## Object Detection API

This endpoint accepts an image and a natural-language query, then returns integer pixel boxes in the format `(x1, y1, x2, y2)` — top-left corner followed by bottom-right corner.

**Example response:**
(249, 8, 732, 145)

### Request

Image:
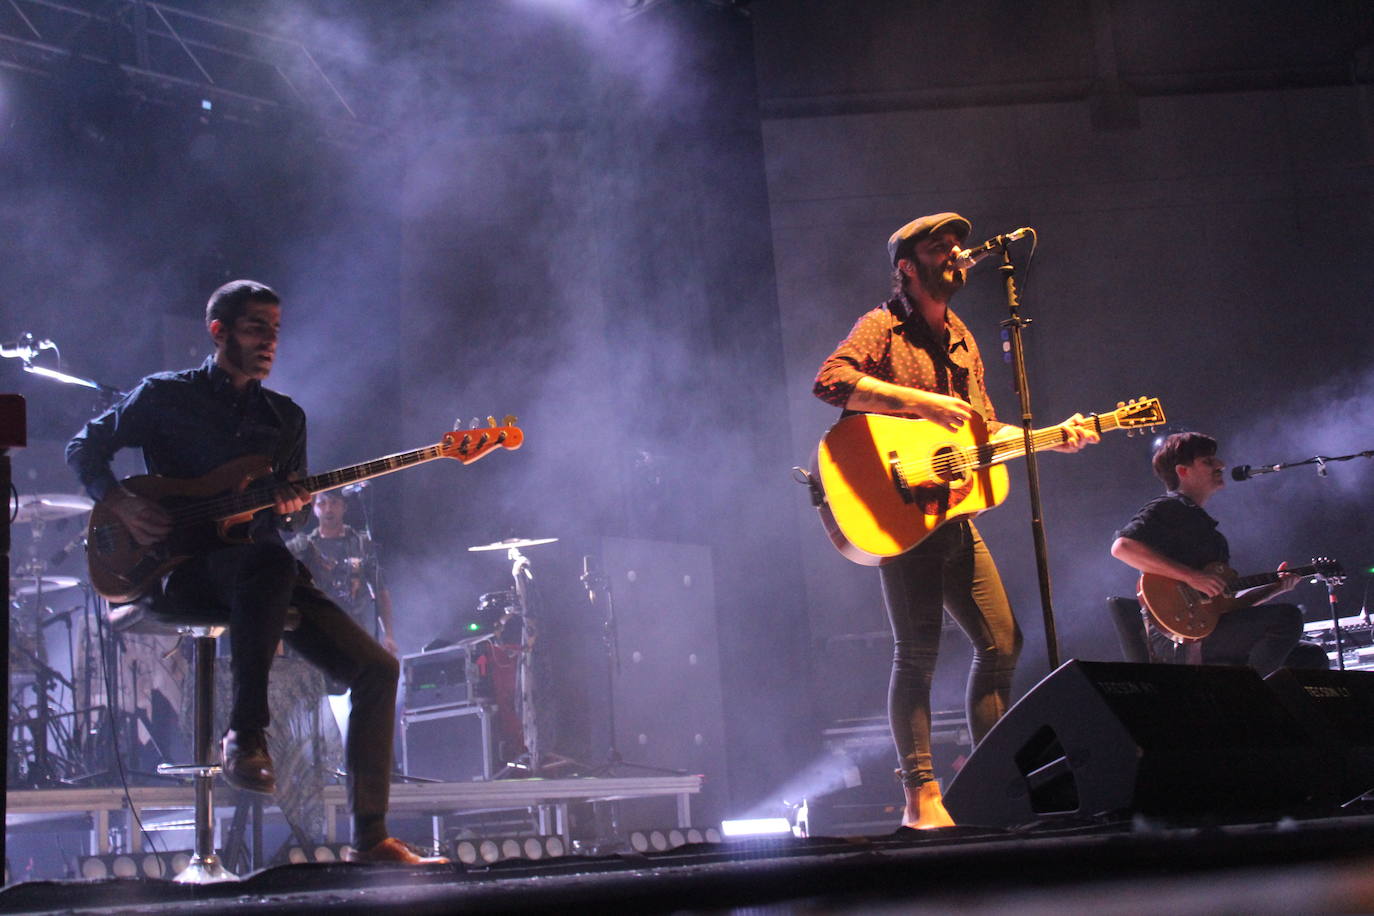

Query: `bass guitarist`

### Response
(1110, 431, 1319, 672)
(66, 280, 445, 864)
(813, 213, 1099, 828)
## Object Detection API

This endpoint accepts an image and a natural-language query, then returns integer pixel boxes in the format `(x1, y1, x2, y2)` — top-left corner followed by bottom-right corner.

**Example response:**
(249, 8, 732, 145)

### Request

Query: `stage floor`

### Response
(3, 807, 1374, 914)
(5, 774, 703, 856)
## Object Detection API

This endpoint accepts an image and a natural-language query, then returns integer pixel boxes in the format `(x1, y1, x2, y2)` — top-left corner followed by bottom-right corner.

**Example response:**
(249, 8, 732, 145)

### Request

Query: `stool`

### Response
(109, 593, 299, 884)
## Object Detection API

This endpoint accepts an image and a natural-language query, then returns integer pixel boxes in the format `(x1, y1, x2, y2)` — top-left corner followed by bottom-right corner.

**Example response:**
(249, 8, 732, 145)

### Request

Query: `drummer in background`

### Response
(287, 489, 398, 656)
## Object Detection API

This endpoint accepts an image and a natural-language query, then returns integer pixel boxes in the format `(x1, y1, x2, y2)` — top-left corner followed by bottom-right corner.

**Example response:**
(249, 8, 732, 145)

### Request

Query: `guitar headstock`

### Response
(1309, 556, 1346, 585)
(1114, 397, 1166, 437)
(440, 415, 523, 464)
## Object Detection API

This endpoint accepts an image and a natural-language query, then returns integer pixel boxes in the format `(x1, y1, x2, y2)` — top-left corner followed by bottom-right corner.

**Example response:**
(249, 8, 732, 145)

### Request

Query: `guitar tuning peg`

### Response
(452, 417, 462, 431)
(502, 414, 517, 427)
(1117, 401, 1125, 409)
(487, 416, 497, 428)
(469, 417, 481, 429)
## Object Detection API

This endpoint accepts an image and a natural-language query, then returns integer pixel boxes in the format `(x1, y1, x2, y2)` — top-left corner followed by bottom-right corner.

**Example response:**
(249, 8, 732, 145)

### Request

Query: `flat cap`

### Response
(887, 212, 972, 265)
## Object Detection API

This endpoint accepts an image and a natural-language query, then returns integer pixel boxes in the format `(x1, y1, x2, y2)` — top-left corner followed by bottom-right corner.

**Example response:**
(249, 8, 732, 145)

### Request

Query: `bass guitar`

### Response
(87, 417, 523, 602)
(812, 398, 1165, 566)
(1138, 557, 1343, 642)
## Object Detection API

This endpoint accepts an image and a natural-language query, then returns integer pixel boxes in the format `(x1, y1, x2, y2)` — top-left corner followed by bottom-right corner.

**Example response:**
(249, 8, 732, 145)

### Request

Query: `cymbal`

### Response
(12, 576, 82, 596)
(468, 537, 559, 553)
(13, 493, 94, 524)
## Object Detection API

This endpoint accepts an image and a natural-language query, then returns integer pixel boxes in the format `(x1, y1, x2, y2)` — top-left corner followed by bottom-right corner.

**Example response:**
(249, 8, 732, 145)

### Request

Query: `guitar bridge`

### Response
(888, 451, 915, 504)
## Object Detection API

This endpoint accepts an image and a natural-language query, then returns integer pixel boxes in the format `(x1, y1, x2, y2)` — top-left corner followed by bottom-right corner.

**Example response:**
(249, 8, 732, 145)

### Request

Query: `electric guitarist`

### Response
(812, 212, 1100, 830)
(1110, 431, 1323, 672)
(66, 280, 446, 865)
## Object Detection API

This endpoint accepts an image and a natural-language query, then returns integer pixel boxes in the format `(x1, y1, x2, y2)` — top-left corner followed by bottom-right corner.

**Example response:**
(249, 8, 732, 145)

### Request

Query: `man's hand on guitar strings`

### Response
(1050, 413, 1102, 453)
(271, 476, 312, 517)
(1184, 567, 1229, 598)
(105, 487, 173, 545)
(1274, 560, 1301, 595)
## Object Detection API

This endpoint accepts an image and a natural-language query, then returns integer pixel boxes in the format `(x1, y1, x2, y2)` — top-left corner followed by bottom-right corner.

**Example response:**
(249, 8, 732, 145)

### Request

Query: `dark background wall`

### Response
(3, 0, 1373, 821)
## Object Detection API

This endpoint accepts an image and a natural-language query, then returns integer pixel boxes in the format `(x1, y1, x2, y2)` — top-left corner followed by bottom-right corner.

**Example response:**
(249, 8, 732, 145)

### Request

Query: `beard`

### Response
(223, 333, 271, 379)
(914, 258, 966, 300)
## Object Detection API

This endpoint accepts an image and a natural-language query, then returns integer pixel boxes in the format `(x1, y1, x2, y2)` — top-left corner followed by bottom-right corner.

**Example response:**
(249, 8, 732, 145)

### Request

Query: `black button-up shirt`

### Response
(66, 355, 308, 540)
(1114, 492, 1230, 571)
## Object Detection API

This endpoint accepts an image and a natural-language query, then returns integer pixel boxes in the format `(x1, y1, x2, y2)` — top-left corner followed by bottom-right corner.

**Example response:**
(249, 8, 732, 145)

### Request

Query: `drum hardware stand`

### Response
(8, 632, 83, 786)
(479, 541, 582, 778)
(580, 554, 684, 780)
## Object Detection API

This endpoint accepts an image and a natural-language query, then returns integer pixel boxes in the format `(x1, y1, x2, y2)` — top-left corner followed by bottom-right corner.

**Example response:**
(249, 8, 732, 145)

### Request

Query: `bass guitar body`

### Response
(87, 455, 276, 604)
(815, 412, 1009, 566)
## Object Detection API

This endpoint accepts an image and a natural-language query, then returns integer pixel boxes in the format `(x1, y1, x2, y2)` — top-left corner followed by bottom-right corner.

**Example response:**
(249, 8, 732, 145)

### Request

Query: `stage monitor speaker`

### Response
(1265, 667, 1374, 803)
(943, 660, 1336, 827)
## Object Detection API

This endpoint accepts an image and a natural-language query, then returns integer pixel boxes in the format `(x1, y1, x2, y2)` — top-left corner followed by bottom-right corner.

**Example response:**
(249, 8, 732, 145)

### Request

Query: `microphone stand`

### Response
(996, 240, 1062, 668)
(1233, 448, 1374, 482)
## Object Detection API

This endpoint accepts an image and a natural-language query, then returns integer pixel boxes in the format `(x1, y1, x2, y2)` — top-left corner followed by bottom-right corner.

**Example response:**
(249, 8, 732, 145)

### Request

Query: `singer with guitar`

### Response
(66, 280, 446, 865)
(1110, 431, 1322, 672)
(813, 213, 1100, 829)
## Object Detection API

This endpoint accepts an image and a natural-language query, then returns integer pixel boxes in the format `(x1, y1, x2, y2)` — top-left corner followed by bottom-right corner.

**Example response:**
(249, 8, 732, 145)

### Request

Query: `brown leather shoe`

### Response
(346, 837, 450, 865)
(221, 728, 275, 795)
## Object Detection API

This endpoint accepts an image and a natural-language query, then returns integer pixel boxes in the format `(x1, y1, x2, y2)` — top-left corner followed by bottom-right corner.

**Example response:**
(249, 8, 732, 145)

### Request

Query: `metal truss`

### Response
(0, 0, 374, 144)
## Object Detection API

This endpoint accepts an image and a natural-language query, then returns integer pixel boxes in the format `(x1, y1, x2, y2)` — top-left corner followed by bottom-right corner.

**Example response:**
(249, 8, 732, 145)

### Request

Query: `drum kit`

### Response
(456, 535, 579, 777)
(7, 491, 107, 788)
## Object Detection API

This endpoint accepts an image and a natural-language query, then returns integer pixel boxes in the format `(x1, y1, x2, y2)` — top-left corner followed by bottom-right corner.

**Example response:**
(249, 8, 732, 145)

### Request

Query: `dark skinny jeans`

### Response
(879, 520, 1022, 787)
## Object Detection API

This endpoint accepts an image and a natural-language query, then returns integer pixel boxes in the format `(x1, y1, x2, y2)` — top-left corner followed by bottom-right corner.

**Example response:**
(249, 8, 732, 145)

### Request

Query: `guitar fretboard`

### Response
(169, 444, 448, 527)
(1228, 564, 1322, 594)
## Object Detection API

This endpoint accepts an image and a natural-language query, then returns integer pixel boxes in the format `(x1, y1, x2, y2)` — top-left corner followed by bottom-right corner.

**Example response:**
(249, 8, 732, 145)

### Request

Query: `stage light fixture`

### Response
(719, 817, 792, 839)
(280, 842, 354, 865)
(628, 825, 719, 852)
(451, 835, 569, 864)
(76, 852, 186, 880)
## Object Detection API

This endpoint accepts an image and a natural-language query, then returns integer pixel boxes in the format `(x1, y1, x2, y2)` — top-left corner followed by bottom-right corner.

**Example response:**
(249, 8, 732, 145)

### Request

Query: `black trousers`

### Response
(1147, 602, 1311, 674)
(879, 520, 1022, 787)
(167, 541, 399, 819)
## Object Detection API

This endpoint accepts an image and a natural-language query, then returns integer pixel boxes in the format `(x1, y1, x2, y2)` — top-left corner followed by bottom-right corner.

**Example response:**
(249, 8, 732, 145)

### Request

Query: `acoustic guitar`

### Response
(813, 398, 1165, 566)
(1138, 557, 1343, 642)
(87, 418, 523, 602)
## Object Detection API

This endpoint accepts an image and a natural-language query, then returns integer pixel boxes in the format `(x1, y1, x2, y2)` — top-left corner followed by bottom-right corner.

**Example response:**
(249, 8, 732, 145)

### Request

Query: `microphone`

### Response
(954, 228, 1033, 269)
(581, 555, 596, 600)
(48, 531, 87, 567)
(1230, 464, 1281, 481)
(0, 333, 56, 360)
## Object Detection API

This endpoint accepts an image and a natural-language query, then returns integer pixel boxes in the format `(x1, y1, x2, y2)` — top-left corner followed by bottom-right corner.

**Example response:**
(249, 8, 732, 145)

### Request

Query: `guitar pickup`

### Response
(888, 450, 916, 504)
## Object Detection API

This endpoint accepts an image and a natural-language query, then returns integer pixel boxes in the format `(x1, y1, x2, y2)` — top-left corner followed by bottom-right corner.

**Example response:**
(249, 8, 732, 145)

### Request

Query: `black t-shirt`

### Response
(1115, 493, 1230, 571)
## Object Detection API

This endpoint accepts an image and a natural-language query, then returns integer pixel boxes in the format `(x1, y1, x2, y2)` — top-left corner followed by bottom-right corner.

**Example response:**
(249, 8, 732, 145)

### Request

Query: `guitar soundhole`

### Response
(931, 446, 968, 483)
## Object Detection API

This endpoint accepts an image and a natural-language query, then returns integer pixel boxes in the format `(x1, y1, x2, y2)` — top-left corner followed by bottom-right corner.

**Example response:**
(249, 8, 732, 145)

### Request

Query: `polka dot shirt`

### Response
(813, 297, 1004, 429)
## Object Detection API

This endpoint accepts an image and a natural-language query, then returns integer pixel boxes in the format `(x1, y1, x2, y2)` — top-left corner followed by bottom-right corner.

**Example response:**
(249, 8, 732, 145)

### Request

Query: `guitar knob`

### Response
(503, 414, 517, 427)
(487, 416, 497, 428)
